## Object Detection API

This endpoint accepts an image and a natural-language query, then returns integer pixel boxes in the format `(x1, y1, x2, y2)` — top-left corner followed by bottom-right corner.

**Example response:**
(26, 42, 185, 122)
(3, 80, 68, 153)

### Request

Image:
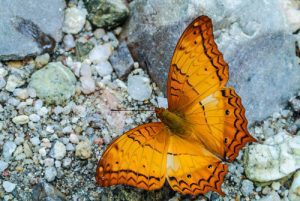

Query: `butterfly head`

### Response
(155, 107, 165, 118)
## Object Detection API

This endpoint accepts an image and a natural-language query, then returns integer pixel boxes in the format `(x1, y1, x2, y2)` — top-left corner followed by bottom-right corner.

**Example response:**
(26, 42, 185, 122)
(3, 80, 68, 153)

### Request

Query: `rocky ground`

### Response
(0, 0, 300, 201)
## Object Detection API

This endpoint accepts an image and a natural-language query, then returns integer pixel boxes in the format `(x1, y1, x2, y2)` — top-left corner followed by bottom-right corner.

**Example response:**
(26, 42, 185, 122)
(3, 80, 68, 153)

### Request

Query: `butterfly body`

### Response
(96, 15, 256, 196)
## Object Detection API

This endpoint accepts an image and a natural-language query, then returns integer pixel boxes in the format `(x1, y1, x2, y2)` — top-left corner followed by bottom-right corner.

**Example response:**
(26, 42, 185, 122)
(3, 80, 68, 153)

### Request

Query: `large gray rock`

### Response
(0, 0, 65, 61)
(123, 0, 300, 124)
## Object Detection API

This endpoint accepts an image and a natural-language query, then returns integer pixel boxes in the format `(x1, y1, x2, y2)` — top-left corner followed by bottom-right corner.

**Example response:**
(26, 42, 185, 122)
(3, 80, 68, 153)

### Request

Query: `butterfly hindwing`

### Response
(96, 122, 169, 190)
(167, 16, 229, 111)
(166, 135, 228, 195)
(184, 88, 256, 161)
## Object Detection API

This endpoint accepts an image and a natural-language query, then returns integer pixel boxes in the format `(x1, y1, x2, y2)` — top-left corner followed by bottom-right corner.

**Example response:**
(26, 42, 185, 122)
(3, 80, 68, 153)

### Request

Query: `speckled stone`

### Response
(29, 62, 76, 104)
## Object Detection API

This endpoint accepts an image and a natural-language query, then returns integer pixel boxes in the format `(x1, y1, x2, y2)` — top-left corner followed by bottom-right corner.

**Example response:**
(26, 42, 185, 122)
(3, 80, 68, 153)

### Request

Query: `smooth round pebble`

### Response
(241, 179, 254, 196)
(80, 76, 95, 94)
(30, 137, 40, 146)
(89, 43, 113, 64)
(3, 141, 17, 161)
(29, 114, 41, 122)
(63, 34, 75, 50)
(0, 160, 9, 172)
(12, 115, 29, 124)
(35, 53, 50, 68)
(69, 133, 79, 144)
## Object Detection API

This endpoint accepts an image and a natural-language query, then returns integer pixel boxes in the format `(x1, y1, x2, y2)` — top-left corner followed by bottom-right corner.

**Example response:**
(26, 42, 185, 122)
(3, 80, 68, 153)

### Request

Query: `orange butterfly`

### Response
(96, 15, 256, 196)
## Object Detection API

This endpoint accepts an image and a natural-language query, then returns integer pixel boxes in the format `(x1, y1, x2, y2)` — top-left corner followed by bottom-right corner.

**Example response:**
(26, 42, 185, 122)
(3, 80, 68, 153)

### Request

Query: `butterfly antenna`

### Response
(111, 109, 155, 112)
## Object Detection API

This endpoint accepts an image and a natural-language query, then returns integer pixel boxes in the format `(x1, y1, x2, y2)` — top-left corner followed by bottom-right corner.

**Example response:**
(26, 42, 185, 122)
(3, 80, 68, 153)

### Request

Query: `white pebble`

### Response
(27, 88, 36, 98)
(46, 125, 55, 133)
(63, 158, 72, 168)
(80, 76, 95, 94)
(44, 167, 57, 182)
(55, 160, 61, 168)
(0, 160, 9, 172)
(89, 43, 113, 64)
(34, 99, 43, 110)
(38, 107, 48, 116)
(29, 114, 40, 122)
(30, 137, 40, 146)
(12, 115, 29, 125)
(35, 53, 50, 68)
(0, 77, 6, 89)
(13, 88, 29, 99)
(3, 181, 16, 193)
(44, 158, 54, 167)
(62, 7, 87, 34)
(63, 34, 75, 50)
(94, 61, 113, 77)
(0, 67, 8, 77)
(62, 126, 73, 133)
(39, 148, 47, 157)
(157, 96, 168, 108)
(5, 75, 25, 92)
(75, 141, 92, 159)
(50, 141, 66, 160)
(69, 133, 79, 144)
(127, 75, 152, 101)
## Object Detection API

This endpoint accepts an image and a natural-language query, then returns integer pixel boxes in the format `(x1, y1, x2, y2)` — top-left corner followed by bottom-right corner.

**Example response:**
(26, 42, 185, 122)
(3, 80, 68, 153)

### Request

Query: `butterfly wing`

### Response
(184, 88, 256, 161)
(167, 15, 228, 111)
(96, 122, 169, 190)
(166, 135, 228, 195)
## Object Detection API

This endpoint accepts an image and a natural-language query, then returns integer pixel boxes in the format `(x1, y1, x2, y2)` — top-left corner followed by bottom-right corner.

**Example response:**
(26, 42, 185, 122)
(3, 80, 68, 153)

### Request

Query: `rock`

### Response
(94, 61, 113, 77)
(5, 74, 25, 92)
(29, 62, 76, 104)
(0, 77, 6, 89)
(69, 133, 79, 144)
(156, 96, 168, 108)
(50, 141, 66, 160)
(32, 182, 66, 201)
(80, 76, 96, 94)
(30, 137, 41, 146)
(123, 0, 300, 124)
(0, 0, 65, 61)
(282, 0, 300, 32)
(289, 170, 300, 201)
(109, 42, 134, 78)
(89, 43, 113, 64)
(3, 181, 16, 193)
(258, 191, 281, 201)
(0, 160, 9, 172)
(84, 0, 129, 30)
(127, 74, 152, 101)
(244, 132, 300, 182)
(3, 141, 17, 161)
(44, 166, 57, 182)
(62, 7, 87, 34)
(63, 34, 75, 50)
(23, 141, 33, 158)
(75, 141, 92, 159)
(35, 53, 50, 68)
(241, 179, 254, 196)
(29, 114, 41, 122)
(12, 115, 29, 124)
(13, 88, 29, 99)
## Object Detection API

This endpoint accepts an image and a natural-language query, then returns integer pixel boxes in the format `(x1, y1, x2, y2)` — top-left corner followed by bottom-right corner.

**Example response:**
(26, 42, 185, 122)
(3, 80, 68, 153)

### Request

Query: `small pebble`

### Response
(63, 158, 72, 168)
(50, 141, 66, 160)
(63, 34, 75, 50)
(241, 179, 254, 196)
(44, 158, 55, 167)
(75, 141, 92, 159)
(63, 7, 87, 34)
(80, 76, 96, 94)
(30, 137, 40, 146)
(35, 53, 50, 68)
(94, 61, 113, 77)
(69, 133, 79, 144)
(29, 114, 41, 122)
(3, 141, 17, 161)
(3, 181, 16, 193)
(0, 160, 9, 172)
(89, 43, 113, 64)
(44, 167, 57, 182)
(12, 115, 29, 124)
(272, 182, 281, 191)
(127, 75, 152, 101)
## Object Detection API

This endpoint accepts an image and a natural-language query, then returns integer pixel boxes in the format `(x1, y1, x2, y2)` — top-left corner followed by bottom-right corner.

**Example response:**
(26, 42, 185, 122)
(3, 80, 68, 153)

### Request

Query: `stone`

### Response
(12, 115, 29, 124)
(30, 137, 41, 146)
(89, 43, 113, 64)
(80, 76, 96, 94)
(75, 141, 92, 159)
(35, 53, 50, 68)
(123, 0, 300, 124)
(50, 141, 66, 160)
(127, 74, 152, 101)
(13, 88, 29, 99)
(0, 77, 6, 89)
(0, 0, 65, 61)
(44, 167, 57, 182)
(84, 0, 129, 30)
(241, 179, 254, 196)
(32, 182, 66, 201)
(29, 62, 76, 104)
(63, 34, 75, 50)
(0, 160, 9, 172)
(62, 7, 87, 34)
(94, 61, 113, 77)
(3, 181, 16, 193)
(5, 74, 25, 92)
(258, 191, 281, 201)
(23, 141, 33, 158)
(289, 170, 300, 201)
(29, 114, 41, 122)
(109, 42, 134, 78)
(244, 132, 300, 182)
(3, 141, 17, 161)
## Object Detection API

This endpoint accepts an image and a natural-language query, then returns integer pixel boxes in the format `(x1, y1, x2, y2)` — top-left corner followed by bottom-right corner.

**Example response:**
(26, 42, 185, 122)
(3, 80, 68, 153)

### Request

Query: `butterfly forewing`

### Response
(167, 16, 229, 112)
(96, 122, 169, 190)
